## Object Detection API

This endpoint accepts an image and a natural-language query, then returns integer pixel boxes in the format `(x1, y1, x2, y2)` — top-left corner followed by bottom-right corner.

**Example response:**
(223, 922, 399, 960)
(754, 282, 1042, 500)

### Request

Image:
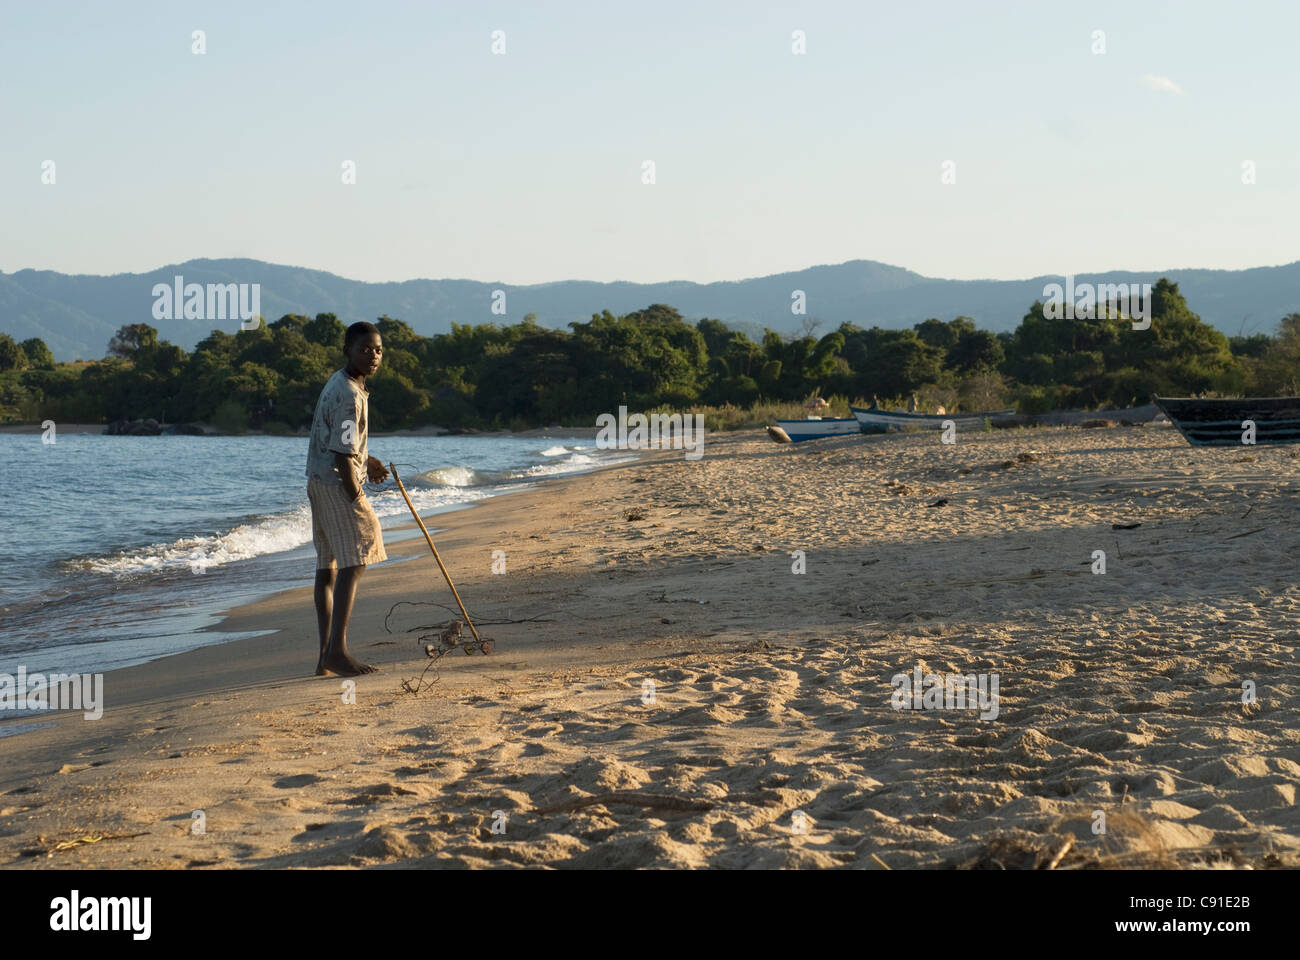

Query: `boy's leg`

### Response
(319, 564, 377, 676)
(313, 568, 336, 676)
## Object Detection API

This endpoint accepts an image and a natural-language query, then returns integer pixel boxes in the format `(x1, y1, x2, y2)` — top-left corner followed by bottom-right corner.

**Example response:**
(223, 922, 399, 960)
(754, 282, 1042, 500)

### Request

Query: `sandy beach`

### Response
(2, 423, 1298, 869)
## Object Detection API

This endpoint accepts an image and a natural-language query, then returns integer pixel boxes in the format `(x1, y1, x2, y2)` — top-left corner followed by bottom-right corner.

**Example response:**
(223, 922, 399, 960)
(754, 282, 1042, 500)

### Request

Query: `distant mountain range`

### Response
(3, 257, 1298, 361)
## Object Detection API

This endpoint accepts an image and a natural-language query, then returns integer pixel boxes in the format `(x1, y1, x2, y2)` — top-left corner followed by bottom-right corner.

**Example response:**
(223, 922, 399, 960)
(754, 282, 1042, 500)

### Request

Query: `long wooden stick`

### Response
(388, 463, 484, 646)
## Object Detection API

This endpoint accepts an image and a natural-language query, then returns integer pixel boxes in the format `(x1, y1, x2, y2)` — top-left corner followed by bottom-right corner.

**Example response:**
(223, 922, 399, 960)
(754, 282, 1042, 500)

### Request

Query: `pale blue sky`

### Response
(2, 0, 1296, 284)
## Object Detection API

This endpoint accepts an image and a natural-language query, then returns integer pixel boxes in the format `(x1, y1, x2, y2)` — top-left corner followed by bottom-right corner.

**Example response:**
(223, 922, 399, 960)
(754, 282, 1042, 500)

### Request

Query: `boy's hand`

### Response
(366, 456, 389, 483)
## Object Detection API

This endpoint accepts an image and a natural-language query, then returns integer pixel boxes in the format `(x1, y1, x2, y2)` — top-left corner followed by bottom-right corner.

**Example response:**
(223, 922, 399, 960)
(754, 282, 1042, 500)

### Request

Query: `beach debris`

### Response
(24, 832, 150, 857)
(1045, 835, 1075, 870)
(401, 662, 442, 695)
(624, 507, 647, 521)
(766, 425, 793, 444)
(927, 498, 949, 507)
(1225, 527, 1266, 541)
(1112, 522, 1142, 530)
(870, 853, 891, 870)
(1016, 452, 1038, 463)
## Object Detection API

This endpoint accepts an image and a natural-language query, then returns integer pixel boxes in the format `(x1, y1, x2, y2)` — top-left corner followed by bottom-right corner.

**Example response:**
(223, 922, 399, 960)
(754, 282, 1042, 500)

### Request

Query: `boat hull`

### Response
(773, 417, 862, 443)
(851, 407, 1014, 434)
(1154, 396, 1300, 446)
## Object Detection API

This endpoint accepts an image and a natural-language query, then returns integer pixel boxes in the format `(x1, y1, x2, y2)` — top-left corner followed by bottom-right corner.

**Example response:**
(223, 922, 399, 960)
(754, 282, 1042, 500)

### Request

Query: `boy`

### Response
(305, 321, 390, 676)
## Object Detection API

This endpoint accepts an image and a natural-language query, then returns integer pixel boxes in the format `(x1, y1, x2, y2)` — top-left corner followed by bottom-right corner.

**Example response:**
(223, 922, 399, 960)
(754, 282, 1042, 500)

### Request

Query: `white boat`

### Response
(851, 406, 1014, 434)
(772, 416, 862, 443)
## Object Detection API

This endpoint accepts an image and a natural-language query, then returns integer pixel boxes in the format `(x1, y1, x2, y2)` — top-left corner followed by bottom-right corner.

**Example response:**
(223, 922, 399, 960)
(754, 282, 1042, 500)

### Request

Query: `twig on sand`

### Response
(1045, 835, 1074, 870)
(40, 832, 150, 854)
(537, 792, 714, 815)
(870, 853, 891, 870)
(1226, 527, 1266, 541)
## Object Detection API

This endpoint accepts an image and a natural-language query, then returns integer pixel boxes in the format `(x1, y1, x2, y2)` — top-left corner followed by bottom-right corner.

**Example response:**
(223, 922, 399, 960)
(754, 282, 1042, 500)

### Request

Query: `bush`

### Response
(212, 399, 249, 434)
(0, 334, 26, 372)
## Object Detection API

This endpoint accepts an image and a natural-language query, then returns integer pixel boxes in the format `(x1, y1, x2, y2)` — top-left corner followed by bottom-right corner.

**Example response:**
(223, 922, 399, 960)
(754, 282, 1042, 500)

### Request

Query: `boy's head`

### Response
(344, 322, 383, 377)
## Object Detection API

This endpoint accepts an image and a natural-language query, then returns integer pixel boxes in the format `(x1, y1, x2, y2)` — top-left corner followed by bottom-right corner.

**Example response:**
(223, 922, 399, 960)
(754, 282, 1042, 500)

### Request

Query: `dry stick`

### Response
(389, 463, 484, 648)
(50, 832, 150, 852)
(1046, 835, 1075, 870)
(1226, 527, 1266, 541)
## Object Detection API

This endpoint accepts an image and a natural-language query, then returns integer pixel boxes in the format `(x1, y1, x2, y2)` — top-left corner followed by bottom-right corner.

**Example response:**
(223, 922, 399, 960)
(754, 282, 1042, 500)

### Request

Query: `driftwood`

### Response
(1045, 835, 1075, 870)
(25, 832, 151, 856)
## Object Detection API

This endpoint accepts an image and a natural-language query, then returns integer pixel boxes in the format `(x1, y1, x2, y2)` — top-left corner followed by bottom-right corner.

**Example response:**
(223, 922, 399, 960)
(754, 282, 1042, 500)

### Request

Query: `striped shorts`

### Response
(307, 478, 387, 570)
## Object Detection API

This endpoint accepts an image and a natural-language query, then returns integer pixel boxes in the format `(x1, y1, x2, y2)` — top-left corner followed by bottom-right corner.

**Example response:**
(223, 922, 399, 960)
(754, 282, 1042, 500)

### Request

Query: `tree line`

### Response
(1, 278, 1297, 430)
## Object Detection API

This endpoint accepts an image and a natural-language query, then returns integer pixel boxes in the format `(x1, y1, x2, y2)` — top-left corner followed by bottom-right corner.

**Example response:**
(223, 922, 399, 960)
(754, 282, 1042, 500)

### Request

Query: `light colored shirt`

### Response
(306, 369, 369, 486)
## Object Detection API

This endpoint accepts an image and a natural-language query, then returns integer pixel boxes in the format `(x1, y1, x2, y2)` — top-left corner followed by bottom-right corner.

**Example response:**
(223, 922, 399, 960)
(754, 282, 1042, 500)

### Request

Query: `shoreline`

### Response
(0, 422, 604, 438)
(2, 425, 1297, 869)
(0, 446, 647, 686)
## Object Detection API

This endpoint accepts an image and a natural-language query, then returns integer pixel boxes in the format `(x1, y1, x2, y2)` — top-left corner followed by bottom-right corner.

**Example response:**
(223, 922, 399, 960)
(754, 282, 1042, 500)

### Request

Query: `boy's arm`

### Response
(335, 452, 363, 500)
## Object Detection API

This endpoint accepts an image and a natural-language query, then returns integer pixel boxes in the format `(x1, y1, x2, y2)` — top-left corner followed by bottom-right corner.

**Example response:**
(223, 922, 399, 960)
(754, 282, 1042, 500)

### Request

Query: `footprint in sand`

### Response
(332, 783, 418, 806)
(273, 774, 324, 789)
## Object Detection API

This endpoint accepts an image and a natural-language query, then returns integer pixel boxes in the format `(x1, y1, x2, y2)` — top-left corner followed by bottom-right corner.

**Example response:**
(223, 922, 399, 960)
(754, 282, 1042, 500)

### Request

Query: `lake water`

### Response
(0, 432, 632, 677)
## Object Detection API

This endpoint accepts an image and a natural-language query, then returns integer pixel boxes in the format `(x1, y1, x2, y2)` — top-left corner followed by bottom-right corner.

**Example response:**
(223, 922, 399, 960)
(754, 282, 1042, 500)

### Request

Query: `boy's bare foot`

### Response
(317, 651, 378, 676)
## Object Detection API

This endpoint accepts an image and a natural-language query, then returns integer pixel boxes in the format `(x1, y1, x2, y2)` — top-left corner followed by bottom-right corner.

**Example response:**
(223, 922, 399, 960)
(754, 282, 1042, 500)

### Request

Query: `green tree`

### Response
(0, 334, 27, 372)
(108, 323, 159, 360)
(19, 338, 55, 369)
(304, 313, 345, 350)
(948, 329, 1004, 374)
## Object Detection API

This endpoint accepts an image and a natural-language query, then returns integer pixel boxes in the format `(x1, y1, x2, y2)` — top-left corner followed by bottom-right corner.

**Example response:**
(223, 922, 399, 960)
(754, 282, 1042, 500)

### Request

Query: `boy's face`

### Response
(347, 332, 383, 376)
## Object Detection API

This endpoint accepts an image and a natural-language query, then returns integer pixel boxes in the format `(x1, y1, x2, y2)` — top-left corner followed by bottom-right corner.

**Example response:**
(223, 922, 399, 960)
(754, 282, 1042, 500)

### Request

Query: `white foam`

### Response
(72, 450, 630, 579)
(521, 452, 630, 477)
(539, 445, 568, 457)
(420, 465, 478, 487)
(82, 504, 315, 576)
(79, 485, 492, 577)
